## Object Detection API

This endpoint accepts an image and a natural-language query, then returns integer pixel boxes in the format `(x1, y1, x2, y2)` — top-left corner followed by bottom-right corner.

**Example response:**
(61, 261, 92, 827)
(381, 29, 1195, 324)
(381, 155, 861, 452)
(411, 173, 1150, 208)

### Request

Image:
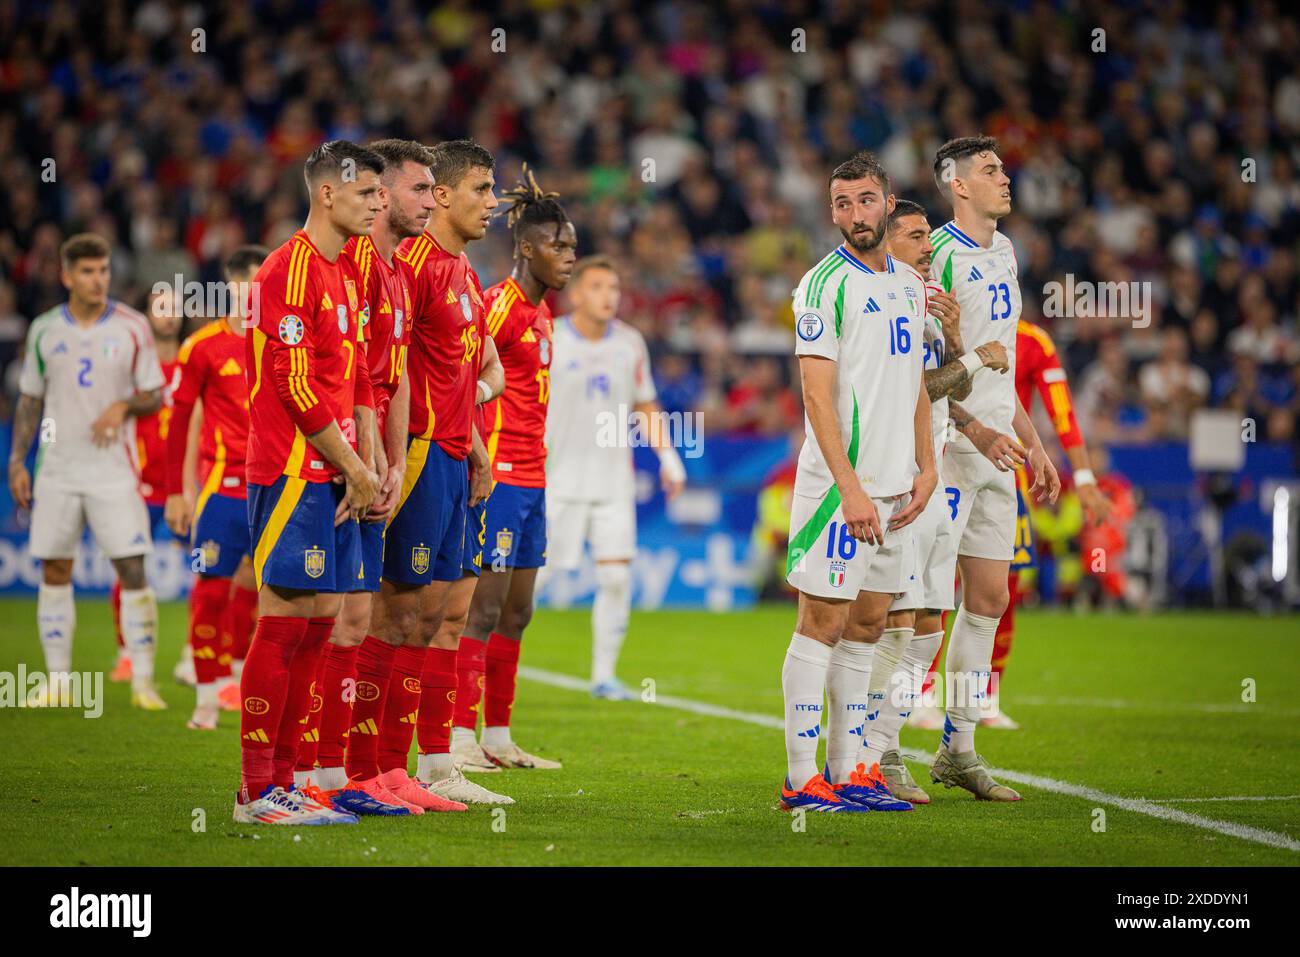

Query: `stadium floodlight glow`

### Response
(1272, 486, 1290, 583)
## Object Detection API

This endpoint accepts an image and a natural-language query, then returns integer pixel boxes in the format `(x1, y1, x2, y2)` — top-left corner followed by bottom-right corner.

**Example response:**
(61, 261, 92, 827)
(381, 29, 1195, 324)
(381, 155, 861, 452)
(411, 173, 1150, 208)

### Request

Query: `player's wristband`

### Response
(1073, 468, 1096, 487)
(476, 379, 492, 404)
(659, 446, 686, 483)
(959, 352, 984, 377)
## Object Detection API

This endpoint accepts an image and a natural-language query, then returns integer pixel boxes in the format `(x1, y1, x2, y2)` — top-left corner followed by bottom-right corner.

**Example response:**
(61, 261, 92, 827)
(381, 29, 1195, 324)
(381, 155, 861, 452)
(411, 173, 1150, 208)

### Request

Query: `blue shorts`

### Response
(192, 492, 252, 579)
(358, 519, 384, 592)
(463, 499, 486, 576)
(248, 476, 363, 593)
(383, 438, 469, 585)
(483, 482, 547, 571)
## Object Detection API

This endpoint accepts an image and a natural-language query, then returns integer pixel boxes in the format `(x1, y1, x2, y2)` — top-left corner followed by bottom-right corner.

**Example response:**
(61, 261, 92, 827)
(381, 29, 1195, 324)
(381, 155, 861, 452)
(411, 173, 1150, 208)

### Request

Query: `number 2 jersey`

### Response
(245, 229, 370, 485)
(482, 277, 552, 488)
(18, 301, 166, 492)
(929, 221, 1021, 445)
(791, 245, 927, 500)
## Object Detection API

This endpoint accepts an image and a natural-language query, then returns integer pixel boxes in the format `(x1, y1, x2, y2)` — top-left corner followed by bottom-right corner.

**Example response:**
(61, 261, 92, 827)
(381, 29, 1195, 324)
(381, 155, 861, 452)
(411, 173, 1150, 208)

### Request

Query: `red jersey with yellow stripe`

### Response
(482, 278, 552, 488)
(136, 358, 177, 505)
(245, 229, 369, 485)
(1016, 320, 1084, 450)
(168, 319, 250, 499)
(395, 230, 486, 460)
(345, 235, 409, 437)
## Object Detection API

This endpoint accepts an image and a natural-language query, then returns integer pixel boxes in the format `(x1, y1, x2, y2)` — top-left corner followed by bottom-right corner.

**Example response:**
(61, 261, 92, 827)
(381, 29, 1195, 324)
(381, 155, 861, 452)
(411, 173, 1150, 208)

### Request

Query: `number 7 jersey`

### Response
(792, 245, 927, 500)
(929, 220, 1021, 440)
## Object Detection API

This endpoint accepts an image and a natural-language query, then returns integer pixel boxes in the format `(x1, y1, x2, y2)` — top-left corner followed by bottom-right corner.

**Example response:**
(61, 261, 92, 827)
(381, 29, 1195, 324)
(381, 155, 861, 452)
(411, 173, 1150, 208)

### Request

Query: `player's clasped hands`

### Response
(336, 465, 380, 526)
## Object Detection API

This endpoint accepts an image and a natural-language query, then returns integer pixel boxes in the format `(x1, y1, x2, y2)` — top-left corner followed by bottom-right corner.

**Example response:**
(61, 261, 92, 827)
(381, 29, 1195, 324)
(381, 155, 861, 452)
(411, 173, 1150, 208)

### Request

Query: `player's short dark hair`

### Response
(428, 139, 495, 189)
(60, 233, 110, 267)
(303, 140, 385, 189)
(223, 245, 268, 280)
(501, 164, 569, 245)
(572, 255, 618, 282)
(889, 199, 928, 229)
(366, 139, 436, 182)
(829, 150, 890, 194)
(933, 135, 999, 197)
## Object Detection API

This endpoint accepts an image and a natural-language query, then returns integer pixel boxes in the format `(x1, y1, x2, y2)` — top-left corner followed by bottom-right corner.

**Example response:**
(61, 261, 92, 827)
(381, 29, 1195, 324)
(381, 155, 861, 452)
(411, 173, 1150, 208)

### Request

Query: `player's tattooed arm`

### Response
(924, 360, 972, 402)
(7, 393, 43, 509)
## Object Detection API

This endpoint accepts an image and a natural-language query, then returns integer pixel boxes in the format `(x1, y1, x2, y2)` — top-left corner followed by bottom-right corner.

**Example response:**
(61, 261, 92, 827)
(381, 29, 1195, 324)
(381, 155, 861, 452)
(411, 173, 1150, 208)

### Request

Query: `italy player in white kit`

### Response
(924, 137, 1061, 800)
(778, 152, 937, 813)
(544, 257, 686, 699)
(8, 234, 167, 709)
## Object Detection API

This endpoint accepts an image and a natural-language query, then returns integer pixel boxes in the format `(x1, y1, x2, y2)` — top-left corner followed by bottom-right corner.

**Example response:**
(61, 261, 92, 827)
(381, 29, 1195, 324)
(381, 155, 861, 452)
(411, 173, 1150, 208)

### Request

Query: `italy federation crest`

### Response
(411, 545, 431, 575)
(304, 547, 326, 579)
(495, 529, 514, 557)
(828, 560, 847, 588)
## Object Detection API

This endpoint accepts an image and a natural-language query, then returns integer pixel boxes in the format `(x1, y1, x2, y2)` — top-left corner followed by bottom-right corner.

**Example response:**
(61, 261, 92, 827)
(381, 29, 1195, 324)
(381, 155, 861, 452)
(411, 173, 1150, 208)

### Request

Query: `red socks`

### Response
(271, 617, 333, 789)
(416, 647, 458, 755)
(376, 645, 424, 774)
(222, 582, 259, 676)
(484, 633, 521, 728)
(345, 636, 397, 781)
(111, 579, 124, 648)
(315, 644, 359, 771)
(452, 636, 487, 731)
(991, 573, 1018, 680)
(189, 576, 230, 686)
(239, 616, 308, 799)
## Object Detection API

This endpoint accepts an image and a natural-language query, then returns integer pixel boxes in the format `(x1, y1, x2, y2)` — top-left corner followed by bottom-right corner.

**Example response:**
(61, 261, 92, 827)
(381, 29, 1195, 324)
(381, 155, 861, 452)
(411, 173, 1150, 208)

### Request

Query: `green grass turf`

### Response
(1, 598, 1297, 866)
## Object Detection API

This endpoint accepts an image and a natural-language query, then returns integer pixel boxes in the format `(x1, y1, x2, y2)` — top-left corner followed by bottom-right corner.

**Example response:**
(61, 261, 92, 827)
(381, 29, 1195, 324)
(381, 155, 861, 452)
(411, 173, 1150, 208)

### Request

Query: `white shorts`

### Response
(943, 448, 1016, 562)
(786, 491, 915, 599)
(890, 482, 958, 612)
(29, 476, 153, 561)
(546, 496, 636, 570)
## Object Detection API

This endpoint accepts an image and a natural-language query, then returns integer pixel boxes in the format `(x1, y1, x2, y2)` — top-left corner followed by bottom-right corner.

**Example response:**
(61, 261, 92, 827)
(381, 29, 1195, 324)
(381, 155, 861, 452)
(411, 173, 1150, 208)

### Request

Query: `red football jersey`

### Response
(245, 229, 369, 485)
(1016, 320, 1084, 450)
(396, 231, 486, 460)
(167, 319, 251, 498)
(346, 235, 410, 437)
(136, 358, 177, 505)
(482, 278, 551, 488)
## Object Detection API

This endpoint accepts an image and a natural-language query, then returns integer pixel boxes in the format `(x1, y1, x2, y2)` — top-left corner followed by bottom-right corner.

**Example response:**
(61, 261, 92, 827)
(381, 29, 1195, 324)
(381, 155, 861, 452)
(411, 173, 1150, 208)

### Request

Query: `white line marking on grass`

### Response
(1144, 795, 1300, 804)
(520, 666, 1300, 854)
(1012, 695, 1299, 716)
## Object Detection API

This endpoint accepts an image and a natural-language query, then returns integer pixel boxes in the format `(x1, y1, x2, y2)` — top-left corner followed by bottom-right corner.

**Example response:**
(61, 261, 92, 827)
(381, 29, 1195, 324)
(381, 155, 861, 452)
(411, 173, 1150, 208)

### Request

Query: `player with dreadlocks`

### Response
(452, 165, 576, 771)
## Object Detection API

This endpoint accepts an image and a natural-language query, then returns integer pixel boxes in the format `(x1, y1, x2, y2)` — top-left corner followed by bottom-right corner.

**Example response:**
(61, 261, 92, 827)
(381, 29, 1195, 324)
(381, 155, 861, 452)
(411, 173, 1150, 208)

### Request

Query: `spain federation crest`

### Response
(304, 547, 326, 579)
(495, 529, 514, 557)
(344, 277, 359, 313)
(411, 545, 431, 575)
(828, 560, 847, 588)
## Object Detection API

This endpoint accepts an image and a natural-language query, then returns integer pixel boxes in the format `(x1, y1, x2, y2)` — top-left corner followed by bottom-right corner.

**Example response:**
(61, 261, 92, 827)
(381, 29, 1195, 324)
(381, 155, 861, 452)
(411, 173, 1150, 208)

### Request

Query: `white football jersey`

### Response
(921, 280, 949, 458)
(792, 245, 926, 501)
(545, 315, 657, 503)
(929, 221, 1020, 444)
(19, 301, 165, 490)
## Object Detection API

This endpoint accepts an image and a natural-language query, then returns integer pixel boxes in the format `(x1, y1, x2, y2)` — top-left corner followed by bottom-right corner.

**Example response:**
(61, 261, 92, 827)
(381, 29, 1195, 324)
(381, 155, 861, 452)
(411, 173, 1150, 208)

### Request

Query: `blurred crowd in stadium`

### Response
(1, 0, 1298, 456)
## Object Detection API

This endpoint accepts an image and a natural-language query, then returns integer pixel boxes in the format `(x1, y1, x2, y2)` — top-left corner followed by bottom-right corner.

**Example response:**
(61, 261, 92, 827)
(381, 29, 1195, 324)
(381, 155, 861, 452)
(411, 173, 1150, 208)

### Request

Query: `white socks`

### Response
(943, 606, 999, 754)
(860, 627, 911, 769)
(591, 562, 631, 685)
(450, 726, 477, 748)
(825, 639, 874, 783)
(416, 751, 455, 783)
(781, 632, 831, 786)
(481, 725, 512, 749)
(37, 583, 75, 677)
(119, 587, 159, 690)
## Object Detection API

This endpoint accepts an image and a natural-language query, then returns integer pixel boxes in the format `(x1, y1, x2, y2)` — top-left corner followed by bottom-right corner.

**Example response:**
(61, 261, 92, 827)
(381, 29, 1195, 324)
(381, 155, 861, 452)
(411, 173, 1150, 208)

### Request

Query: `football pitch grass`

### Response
(1, 598, 1297, 867)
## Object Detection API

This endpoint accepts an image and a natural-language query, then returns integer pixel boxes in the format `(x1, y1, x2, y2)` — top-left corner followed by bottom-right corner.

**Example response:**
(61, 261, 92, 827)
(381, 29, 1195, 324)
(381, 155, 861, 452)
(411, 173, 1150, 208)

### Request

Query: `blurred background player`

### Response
(543, 256, 686, 700)
(233, 141, 381, 826)
(923, 137, 1060, 800)
(108, 283, 181, 683)
(458, 166, 576, 771)
(8, 233, 166, 709)
(363, 139, 508, 809)
(164, 245, 268, 730)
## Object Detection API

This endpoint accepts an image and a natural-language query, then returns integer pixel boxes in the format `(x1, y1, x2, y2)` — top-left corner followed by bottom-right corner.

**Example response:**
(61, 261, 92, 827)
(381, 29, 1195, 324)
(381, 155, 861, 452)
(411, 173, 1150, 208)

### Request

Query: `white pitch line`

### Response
(1144, 795, 1300, 804)
(519, 666, 1300, 854)
(1011, 695, 1296, 716)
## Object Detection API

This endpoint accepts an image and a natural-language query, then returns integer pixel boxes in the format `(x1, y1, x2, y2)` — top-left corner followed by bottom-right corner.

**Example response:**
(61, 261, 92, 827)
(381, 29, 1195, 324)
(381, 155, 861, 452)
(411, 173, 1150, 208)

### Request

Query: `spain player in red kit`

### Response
(164, 246, 268, 730)
(290, 139, 464, 816)
(364, 139, 508, 809)
(233, 141, 382, 826)
(457, 167, 575, 771)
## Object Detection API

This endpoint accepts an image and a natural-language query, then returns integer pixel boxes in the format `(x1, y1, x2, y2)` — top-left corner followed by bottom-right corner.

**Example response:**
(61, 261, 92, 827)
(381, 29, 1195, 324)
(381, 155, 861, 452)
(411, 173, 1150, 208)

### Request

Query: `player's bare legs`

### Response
(111, 554, 163, 710)
(930, 553, 1020, 800)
